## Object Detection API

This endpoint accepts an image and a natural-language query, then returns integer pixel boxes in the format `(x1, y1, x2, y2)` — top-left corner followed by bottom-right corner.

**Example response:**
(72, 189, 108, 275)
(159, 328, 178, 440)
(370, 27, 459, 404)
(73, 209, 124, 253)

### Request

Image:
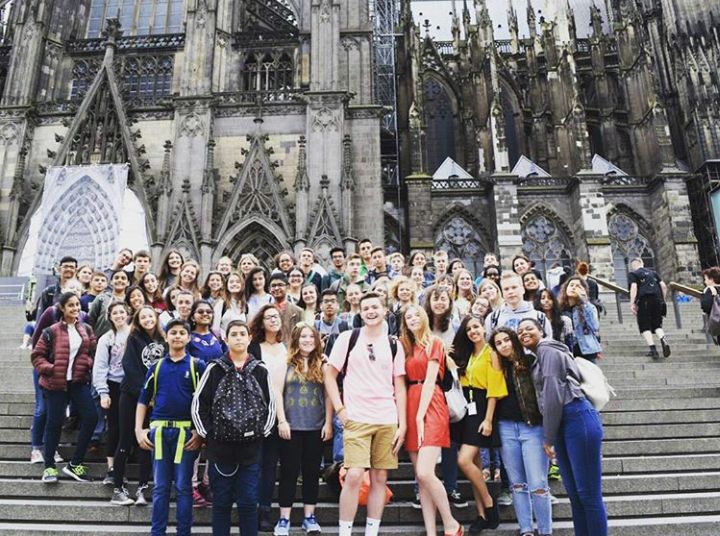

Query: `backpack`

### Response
(635, 268, 662, 299)
(707, 291, 720, 337)
(210, 358, 269, 443)
(151, 357, 200, 399)
(566, 356, 616, 411)
(339, 328, 398, 397)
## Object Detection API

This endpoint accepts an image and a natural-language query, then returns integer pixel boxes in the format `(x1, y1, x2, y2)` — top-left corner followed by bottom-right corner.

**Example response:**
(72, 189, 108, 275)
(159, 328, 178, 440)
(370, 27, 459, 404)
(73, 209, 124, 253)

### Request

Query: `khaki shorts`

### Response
(343, 420, 398, 470)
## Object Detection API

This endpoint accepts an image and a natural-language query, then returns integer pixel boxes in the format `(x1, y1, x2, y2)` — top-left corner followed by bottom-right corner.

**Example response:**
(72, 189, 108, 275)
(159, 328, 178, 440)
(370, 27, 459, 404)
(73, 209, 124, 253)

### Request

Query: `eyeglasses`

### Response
(366, 343, 376, 362)
(270, 283, 287, 288)
(263, 314, 281, 321)
(60, 264, 76, 270)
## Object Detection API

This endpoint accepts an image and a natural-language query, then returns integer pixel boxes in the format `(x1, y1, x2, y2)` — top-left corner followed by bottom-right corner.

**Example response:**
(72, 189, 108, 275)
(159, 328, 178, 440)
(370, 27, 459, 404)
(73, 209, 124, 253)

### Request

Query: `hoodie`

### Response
(120, 330, 166, 397)
(485, 300, 552, 336)
(530, 339, 585, 445)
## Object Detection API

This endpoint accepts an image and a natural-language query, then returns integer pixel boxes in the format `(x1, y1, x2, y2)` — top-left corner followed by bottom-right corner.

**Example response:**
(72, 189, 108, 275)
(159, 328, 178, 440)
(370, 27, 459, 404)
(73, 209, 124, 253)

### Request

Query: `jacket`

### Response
(121, 330, 166, 397)
(502, 352, 543, 427)
(88, 292, 123, 339)
(530, 339, 586, 445)
(485, 300, 552, 337)
(191, 354, 276, 465)
(92, 329, 130, 396)
(569, 301, 602, 355)
(31, 321, 97, 391)
(32, 304, 89, 348)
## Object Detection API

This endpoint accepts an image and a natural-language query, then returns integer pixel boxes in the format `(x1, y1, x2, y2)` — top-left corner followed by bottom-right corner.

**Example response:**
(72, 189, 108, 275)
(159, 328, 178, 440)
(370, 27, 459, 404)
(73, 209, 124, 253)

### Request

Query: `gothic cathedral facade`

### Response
(0, 0, 716, 287)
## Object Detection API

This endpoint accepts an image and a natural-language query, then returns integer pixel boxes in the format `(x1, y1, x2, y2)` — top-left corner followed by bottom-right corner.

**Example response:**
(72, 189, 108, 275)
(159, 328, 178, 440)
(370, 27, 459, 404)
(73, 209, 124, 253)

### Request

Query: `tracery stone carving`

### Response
(311, 107, 339, 132)
(434, 214, 488, 275)
(521, 212, 575, 277)
(179, 113, 204, 138)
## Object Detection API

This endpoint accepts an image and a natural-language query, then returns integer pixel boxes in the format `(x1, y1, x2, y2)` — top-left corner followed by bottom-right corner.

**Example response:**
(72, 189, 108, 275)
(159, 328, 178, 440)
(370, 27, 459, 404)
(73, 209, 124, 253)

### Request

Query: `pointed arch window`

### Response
(435, 216, 487, 277)
(242, 52, 295, 92)
(521, 213, 574, 280)
(608, 212, 655, 288)
(87, 0, 186, 38)
(423, 77, 457, 174)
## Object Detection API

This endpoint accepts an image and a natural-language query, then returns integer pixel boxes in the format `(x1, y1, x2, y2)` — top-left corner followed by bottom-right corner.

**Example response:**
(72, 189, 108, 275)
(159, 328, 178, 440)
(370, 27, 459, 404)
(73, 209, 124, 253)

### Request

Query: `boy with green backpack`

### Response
(135, 319, 206, 536)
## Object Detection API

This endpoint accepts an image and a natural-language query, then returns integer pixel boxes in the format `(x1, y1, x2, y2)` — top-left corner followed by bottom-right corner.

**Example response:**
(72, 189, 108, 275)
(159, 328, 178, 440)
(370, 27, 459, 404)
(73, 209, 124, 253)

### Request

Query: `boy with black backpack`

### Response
(135, 319, 206, 536)
(191, 320, 276, 536)
(628, 258, 671, 360)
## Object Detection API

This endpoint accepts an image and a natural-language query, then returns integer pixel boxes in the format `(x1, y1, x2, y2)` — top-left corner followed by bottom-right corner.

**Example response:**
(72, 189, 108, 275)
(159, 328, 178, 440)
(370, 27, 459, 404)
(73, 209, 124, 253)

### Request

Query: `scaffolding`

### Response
(370, 0, 400, 188)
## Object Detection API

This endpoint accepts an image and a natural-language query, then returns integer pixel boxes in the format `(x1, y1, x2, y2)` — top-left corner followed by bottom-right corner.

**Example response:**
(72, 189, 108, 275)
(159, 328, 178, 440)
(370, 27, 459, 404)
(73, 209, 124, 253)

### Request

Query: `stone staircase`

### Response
(0, 303, 720, 534)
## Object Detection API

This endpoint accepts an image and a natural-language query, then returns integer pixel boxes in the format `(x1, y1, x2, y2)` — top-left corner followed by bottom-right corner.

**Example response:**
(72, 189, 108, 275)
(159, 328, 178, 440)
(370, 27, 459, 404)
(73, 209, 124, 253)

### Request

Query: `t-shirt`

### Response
(188, 331, 227, 364)
(329, 329, 406, 425)
(139, 354, 207, 421)
(66, 323, 82, 381)
(496, 368, 524, 422)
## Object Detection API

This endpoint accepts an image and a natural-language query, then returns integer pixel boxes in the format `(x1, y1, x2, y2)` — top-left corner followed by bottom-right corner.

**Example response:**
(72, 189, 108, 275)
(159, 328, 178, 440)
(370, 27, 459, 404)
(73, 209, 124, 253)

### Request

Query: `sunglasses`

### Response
(366, 343, 376, 362)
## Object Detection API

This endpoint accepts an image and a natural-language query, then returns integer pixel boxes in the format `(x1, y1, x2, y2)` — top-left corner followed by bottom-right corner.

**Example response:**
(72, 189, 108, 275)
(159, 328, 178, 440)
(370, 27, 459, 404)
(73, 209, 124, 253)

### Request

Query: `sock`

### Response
(338, 520, 353, 536)
(365, 518, 381, 536)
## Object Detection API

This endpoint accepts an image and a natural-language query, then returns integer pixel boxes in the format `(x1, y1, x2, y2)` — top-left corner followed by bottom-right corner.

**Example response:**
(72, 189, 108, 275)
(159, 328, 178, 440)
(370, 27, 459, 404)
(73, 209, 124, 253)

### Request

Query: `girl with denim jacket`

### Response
(488, 327, 552, 536)
(559, 277, 602, 364)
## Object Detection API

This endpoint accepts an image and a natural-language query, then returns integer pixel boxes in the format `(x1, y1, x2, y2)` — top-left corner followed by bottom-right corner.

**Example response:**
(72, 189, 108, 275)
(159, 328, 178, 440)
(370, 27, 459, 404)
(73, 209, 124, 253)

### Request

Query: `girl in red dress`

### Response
(400, 304, 463, 536)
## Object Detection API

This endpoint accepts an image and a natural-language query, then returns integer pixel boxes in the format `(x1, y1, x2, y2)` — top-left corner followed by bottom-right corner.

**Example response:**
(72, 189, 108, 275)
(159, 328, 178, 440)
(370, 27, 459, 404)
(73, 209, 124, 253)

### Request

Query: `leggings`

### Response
(104, 381, 121, 458)
(113, 391, 151, 489)
(278, 430, 324, 508)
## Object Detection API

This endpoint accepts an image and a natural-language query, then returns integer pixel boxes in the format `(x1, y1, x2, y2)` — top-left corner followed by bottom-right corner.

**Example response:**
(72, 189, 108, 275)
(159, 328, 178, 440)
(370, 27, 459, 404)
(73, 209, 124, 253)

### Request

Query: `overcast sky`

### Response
(409, 0, 613, 40)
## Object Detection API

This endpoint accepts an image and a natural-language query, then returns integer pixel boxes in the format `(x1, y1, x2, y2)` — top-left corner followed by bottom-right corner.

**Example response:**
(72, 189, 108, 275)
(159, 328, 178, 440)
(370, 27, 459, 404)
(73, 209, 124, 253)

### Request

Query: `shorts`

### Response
(343, 420, 398, 470)
(637, 296, 664, 333)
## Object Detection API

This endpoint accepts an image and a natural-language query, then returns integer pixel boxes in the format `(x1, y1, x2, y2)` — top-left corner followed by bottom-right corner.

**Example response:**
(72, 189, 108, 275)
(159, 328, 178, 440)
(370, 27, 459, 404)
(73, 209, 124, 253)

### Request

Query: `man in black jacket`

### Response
(628, 258, 670, 359)
(192, 320, 276, 536)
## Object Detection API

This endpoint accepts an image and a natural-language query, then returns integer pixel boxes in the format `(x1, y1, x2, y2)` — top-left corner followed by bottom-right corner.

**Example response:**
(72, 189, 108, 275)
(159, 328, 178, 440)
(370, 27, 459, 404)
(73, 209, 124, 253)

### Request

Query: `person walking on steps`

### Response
(325, 292, 407, 536)
(628, 258, 671, 360)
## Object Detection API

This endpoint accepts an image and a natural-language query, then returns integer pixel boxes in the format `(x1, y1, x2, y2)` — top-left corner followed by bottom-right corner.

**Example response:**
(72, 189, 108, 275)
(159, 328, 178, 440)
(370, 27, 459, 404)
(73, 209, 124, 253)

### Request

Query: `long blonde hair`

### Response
(399, 304, 434, 357)
(286, 322, 325, 384)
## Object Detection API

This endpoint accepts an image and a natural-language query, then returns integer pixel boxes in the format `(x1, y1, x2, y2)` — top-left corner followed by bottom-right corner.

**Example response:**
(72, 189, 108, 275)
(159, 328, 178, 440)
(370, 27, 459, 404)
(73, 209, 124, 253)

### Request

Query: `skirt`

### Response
(451, 387, 501, 449)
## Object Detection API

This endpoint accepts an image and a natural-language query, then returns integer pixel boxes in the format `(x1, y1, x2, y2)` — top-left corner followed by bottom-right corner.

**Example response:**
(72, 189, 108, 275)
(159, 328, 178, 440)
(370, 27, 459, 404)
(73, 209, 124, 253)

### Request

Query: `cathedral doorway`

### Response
(216, 221, 287, 271)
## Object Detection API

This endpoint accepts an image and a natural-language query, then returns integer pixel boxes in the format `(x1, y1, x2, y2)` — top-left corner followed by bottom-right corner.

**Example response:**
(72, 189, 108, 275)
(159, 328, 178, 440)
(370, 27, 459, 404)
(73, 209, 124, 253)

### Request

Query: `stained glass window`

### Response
(608, 212, 655, 288)
(87, 0, 185, 37)
(241, 53, 294, 91)
(521, 214, 574, 280)
(435, 216, 486, 277)
(424, 77, 456, 175)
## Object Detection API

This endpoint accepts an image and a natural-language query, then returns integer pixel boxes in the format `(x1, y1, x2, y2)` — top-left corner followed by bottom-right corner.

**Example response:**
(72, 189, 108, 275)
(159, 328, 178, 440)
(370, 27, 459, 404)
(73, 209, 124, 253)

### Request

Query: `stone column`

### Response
(492, 173, 523, 269)
(405, 173, 434, 252)
(572, 171, 615, 281)
(649, 171, 701, 285)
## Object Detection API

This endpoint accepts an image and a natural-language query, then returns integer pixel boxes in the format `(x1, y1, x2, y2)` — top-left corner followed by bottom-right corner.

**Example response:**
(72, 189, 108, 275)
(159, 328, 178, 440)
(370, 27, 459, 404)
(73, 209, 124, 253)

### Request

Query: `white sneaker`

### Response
(54, 452, 64, 463)
(29, 449, 43, 464)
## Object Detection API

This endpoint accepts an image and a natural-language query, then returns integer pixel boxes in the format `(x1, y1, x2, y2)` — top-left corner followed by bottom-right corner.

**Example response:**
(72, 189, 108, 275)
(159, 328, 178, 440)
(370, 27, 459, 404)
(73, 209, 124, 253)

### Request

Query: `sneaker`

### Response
(411, 493, 422, 509)
(497, 489, 513, 506)
(447, 489, 468, 508)
(258, 508, 274, 532)
(30, 449, 43, 464)
(482, 468, 491, 481)
(548, 463, 561, 481)
(646, 347, 660, 360)
(302, 514, 322, 534)
(192, 487, 209, 508)
(135, 484, 149, 506)
(54, 452, 64, 464)
(661, 338, 671, 359)
(110, 487, 134, 506)
(41, 467, 59, 484)
(102, 469, 114, 486)
(468, 516, 487, 535)
(550, 492, 560, 505)
(273, 518, 290, 536)
(62, 463, 92, 482)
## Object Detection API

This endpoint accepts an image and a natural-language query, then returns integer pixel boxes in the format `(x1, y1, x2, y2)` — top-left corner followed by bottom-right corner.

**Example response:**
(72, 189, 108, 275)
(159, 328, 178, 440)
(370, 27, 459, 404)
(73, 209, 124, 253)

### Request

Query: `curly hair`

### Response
(488, 326, 528, 374)
(249, 303, 282, 344)
(286, 322, 325, 384)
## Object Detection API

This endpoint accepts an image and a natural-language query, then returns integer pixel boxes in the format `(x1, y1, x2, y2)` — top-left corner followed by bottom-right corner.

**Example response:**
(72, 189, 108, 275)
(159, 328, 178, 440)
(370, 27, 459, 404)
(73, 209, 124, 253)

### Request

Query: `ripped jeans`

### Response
(498, 420, 552, 535)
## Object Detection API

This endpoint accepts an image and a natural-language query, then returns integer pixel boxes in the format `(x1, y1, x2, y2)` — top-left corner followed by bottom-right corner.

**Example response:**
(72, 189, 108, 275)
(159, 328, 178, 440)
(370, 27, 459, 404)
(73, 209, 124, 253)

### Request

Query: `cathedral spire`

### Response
(527, 0, 537, 39)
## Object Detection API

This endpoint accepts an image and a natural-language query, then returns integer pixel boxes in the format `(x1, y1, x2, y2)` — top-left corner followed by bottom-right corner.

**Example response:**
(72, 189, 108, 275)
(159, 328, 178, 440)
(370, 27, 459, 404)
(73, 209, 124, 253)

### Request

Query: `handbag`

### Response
(444, 367, 468, 423)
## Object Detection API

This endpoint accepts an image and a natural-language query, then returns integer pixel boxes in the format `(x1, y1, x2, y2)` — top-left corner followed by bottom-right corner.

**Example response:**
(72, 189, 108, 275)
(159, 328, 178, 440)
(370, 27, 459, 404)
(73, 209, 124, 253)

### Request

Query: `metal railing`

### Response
(588, 275, 629, 323)
(668, 282, 713, 343)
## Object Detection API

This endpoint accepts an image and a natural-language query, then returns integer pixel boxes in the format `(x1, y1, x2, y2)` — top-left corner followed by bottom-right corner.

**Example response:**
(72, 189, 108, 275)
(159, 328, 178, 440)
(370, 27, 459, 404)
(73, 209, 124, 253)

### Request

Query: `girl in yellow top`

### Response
(449, 316, 508, 533)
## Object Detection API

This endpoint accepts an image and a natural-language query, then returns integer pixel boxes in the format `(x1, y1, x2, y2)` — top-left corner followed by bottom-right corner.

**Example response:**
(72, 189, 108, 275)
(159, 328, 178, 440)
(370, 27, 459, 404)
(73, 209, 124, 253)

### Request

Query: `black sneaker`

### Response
(484, 500, 500, 529)
(102, 469, 114, 486)
(411, 493, 422, 509)
(62, 463, 92, 482)
(646, 347, 660, 360)
(661, 338, 671, 358)
(468, 516, 487, 535)
(258, 508, 274, 532)
(447, 489, 468, 508)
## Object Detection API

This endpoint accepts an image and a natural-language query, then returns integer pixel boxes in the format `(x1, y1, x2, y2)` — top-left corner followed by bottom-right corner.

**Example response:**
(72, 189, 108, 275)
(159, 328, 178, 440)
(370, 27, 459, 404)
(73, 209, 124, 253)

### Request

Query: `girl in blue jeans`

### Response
(518, 318, 607, 536)
(489, 327, 551, 536)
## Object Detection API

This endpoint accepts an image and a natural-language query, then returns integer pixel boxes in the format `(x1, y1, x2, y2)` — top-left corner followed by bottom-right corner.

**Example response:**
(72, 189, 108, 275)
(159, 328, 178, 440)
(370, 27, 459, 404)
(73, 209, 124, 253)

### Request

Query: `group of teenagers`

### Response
(26, 241, 609, 536)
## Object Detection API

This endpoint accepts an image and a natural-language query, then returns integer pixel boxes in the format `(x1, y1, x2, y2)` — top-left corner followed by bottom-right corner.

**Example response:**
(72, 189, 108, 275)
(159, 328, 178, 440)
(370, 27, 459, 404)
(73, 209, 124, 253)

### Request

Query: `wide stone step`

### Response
(602, 437, 720, 456)
(602, 408, 720, 425)
(603, 423, 720, 440)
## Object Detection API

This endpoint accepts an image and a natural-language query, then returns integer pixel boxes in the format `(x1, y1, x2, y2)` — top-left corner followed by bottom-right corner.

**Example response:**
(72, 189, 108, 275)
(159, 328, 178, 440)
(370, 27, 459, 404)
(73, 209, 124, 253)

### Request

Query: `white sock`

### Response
(339, 520, 353, 536)
(365, 518, 381, 536)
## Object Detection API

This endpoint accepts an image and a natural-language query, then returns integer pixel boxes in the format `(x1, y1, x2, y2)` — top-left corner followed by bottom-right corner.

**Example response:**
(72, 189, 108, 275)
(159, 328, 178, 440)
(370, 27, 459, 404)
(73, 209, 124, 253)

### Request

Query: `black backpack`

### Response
(635, 268, 662, 299)
(210, 359, 269, 444)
